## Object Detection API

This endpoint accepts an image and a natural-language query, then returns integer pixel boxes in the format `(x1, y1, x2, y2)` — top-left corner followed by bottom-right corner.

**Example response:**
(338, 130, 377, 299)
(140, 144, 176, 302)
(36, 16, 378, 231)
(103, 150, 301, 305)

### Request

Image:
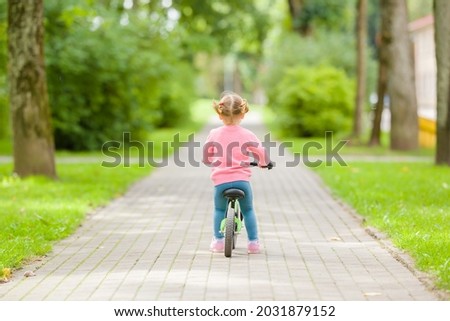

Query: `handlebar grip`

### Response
(249, 162, 273, 169)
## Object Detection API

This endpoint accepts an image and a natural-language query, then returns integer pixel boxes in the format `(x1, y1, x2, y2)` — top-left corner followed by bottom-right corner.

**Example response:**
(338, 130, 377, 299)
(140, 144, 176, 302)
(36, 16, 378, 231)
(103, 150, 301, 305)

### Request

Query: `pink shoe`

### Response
(210, 238, 224, 252)
(247, 240, 261, 254)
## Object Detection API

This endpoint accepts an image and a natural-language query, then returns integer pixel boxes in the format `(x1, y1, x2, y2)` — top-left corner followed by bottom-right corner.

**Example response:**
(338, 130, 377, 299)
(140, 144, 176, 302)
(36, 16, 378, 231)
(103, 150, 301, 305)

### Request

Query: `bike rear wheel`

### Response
(224, 204, 235, 257)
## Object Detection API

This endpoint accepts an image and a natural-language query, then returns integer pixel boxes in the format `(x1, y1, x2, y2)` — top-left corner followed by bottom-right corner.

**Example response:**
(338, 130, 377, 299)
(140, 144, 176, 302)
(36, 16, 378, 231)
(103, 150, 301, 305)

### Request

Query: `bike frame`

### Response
(220, 199, 243, 234)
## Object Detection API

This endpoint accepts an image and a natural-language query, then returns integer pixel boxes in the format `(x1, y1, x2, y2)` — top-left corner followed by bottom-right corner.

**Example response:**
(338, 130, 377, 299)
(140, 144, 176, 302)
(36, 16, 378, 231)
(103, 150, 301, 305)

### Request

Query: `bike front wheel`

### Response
(224, 205, 235, 257)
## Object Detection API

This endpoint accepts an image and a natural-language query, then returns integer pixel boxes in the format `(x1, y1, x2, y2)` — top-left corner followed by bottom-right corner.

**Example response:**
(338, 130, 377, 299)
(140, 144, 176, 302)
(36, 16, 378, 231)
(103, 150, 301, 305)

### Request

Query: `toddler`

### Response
(203, 91, 270, 254)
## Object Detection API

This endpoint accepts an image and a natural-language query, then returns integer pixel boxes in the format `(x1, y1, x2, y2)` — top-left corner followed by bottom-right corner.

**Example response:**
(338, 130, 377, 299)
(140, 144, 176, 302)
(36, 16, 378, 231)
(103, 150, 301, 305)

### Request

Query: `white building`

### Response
(409, 15, 436, 147)
(409, 14, 436, 121)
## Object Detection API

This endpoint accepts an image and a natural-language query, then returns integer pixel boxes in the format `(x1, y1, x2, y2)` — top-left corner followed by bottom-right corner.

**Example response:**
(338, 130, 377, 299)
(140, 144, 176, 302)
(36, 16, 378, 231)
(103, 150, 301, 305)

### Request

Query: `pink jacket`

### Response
(203, 125, 269, 186)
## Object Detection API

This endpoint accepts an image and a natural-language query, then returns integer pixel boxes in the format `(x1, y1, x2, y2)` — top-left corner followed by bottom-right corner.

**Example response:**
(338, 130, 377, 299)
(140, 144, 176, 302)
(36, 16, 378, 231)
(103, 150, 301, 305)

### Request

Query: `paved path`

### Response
(0, 114, 440, 300)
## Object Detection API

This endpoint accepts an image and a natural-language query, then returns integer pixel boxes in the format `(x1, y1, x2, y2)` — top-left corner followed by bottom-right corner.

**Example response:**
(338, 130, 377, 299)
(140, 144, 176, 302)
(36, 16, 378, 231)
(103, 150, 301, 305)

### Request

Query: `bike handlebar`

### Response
(249, 161, 274, 170)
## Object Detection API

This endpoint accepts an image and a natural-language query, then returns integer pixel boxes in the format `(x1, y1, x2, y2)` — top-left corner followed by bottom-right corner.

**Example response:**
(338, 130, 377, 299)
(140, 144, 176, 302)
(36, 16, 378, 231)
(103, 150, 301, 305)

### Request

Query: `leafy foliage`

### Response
(264, 5, 359, 137)
(44, 1, 196, 150)
(264, 31, 357, 92)
(1, 0, 270, 150)
(263, 0, 378, 139)
(293, 0, 356, 35)
(270, 65, 354, 137)
(149, 0, 269, 55)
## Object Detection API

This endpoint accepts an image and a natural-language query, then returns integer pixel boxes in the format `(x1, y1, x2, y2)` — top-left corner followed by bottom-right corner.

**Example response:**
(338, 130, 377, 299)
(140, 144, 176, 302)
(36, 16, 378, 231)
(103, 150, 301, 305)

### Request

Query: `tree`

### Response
(144, 0, 268, 55)
(0, 0, 7, 140)
(380, 0, 418, 150)
(7, 0, 56, 178)
(369, 2, 388, 147)
(352, 0, 368, 141)
(434, 0, 450, 165)
(368, 45, 388, 146)
(287, 0, 304, 35)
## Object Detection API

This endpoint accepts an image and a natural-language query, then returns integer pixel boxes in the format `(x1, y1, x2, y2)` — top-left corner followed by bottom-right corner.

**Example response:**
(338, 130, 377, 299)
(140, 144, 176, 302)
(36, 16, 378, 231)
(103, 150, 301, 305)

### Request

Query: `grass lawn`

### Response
(314, 162, 450, 291)
(284, 135, 435, 157)
(261, 105, 448, 292)
(0, 163, 150, 280)
(0, 100, 211, 280)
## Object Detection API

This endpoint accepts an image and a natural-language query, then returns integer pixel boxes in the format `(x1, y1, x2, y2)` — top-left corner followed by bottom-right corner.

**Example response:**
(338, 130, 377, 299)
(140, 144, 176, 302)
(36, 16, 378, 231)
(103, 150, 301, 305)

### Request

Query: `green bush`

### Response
(44, 2, 195, 150)
(270, 65, 354, 137)
(263, 30, 377, 130)
(264, 31, 357, 92)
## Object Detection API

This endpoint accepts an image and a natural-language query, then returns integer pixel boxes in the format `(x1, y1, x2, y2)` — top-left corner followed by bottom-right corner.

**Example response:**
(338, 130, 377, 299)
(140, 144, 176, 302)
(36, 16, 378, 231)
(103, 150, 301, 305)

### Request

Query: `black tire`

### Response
(224, 205, 235, 257)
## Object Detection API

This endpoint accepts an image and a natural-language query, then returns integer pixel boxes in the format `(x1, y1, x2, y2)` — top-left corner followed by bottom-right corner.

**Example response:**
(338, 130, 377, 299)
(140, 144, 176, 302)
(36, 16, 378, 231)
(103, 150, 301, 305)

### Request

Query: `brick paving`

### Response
(0, 113, 439, 300)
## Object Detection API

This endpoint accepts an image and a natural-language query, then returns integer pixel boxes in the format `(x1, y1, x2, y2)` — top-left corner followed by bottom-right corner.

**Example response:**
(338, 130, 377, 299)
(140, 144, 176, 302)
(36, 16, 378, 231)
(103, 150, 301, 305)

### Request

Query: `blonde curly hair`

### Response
(212, 91, 249, 125)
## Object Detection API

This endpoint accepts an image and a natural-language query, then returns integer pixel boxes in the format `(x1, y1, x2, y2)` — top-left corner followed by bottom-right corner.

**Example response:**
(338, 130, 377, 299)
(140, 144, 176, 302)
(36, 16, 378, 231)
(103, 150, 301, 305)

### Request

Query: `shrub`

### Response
(44, 3, 195, 150)
(264, 31, 357, 95)
(270, 65, 354, 137)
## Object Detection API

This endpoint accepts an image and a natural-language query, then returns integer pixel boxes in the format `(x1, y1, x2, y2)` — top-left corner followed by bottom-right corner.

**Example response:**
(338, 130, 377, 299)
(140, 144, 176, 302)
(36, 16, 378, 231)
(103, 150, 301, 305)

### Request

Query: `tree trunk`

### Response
(352, 0, 368, 141)
(369, 9, 388, 147)
(434, 0, 450, 165)
(7, 0, 57, 178)
(381, 0, 419, 150)
(369, 56, 388, 146)
(0, 85, 7, 139)
(287, 0, 304, 35)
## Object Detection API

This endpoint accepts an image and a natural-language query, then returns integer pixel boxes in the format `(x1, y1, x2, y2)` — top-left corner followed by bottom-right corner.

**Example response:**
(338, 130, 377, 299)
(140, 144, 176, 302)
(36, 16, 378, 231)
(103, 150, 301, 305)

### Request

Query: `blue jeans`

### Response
(213, 180, 258, 241)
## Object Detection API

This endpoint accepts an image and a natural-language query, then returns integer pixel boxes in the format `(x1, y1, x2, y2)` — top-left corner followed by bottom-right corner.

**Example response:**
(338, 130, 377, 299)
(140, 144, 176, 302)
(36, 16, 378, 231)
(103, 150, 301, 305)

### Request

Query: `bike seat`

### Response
(223, 188, 245, 199)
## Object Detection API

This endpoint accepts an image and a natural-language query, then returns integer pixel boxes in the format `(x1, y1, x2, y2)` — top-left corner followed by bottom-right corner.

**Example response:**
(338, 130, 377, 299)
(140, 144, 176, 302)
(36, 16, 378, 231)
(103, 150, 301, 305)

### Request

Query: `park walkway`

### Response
(0, 112, 439, 301)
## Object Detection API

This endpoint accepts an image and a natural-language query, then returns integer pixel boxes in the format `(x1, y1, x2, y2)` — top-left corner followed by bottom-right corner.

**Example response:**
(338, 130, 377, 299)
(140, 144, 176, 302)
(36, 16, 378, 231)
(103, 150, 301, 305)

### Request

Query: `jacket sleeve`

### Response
(245, 134, 270, 166)
(202, 131, 217, 166)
